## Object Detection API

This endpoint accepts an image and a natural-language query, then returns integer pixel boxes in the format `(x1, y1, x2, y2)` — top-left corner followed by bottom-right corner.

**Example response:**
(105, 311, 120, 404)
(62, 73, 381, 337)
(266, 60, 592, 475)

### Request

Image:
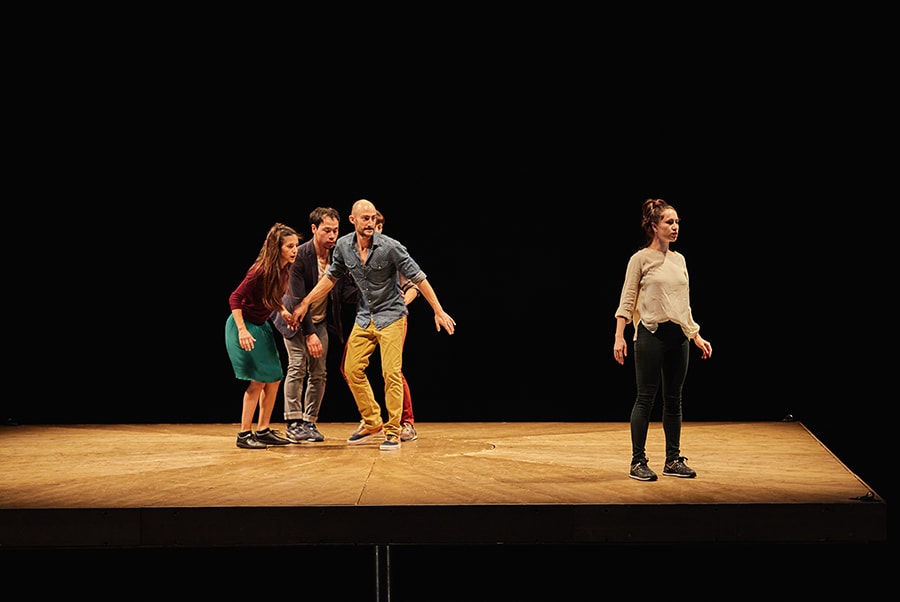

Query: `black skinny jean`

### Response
(630, 321, 689, 464)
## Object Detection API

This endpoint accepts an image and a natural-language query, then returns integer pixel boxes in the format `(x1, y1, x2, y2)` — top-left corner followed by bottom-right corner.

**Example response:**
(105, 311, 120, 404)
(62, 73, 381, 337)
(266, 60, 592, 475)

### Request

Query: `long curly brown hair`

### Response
(248, 222, 300, 312)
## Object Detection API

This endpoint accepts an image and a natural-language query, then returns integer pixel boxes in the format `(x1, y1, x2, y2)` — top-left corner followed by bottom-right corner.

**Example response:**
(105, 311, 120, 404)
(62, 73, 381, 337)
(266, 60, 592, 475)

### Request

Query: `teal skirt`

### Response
(224, 315, 284, 383)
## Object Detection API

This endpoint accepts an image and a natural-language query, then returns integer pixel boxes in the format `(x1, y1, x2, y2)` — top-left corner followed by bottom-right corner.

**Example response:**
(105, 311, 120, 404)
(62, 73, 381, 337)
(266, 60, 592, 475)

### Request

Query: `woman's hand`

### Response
(613, 336, 627, 365)
(693, 335, 712, 359)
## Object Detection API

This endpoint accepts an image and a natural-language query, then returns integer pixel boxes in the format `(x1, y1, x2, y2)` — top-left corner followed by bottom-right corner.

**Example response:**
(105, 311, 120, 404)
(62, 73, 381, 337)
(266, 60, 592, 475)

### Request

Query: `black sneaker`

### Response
(629, 459, 658, 481)
(255, 428, 291, 446)
(236, 432, 267, 449)
(663, 456, 697, 478)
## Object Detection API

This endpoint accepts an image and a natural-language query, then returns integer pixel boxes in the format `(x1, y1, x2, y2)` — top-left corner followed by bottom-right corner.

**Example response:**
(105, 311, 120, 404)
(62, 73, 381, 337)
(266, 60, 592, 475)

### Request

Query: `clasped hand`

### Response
(281, 309, 299, 331)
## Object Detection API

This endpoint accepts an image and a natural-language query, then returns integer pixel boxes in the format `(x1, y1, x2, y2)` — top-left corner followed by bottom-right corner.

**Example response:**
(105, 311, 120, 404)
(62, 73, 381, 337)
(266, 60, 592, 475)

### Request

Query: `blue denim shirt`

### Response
(329, 231, 426, 330)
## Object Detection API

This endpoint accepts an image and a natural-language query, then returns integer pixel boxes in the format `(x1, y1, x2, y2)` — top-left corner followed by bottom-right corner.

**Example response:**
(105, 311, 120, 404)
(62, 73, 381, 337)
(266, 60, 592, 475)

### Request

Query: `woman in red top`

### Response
(225, 222, 301, 449)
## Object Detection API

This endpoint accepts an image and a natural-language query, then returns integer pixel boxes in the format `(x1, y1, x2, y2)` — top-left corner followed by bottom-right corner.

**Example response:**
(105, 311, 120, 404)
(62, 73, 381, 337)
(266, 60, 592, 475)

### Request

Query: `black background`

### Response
(1, 17, 891, 596)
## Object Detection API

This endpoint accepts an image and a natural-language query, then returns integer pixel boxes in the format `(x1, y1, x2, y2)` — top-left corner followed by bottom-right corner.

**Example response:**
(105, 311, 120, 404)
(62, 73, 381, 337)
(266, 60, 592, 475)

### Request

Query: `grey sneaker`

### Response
(288, 421, 325, 443)
(400, 421, 417, 441)
(629, 459, 658, 481)
(663, 456, 697, 478)
(286, 421, 306, 444)
(304, 422, 325, 442)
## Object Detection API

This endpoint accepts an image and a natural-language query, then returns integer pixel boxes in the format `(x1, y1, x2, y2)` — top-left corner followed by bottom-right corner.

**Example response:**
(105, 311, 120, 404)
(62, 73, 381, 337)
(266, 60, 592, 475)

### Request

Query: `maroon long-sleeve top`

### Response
(228, 265, 289, 325)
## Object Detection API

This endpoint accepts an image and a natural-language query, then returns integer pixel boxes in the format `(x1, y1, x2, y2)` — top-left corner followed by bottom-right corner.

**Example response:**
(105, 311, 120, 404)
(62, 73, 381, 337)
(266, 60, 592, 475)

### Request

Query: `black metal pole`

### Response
(374, 544, 391, 602)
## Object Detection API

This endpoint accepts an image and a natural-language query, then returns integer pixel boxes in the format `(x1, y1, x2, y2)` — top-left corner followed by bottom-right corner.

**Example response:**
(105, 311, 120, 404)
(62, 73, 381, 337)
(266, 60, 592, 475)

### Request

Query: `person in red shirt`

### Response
(225, 222, 300, 449)
(374, 210, 419, 441)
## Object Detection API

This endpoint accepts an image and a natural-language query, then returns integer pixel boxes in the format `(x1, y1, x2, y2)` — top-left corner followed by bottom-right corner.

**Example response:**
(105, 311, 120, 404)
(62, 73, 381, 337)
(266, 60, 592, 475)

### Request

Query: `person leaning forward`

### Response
(294, 199, 456, 451)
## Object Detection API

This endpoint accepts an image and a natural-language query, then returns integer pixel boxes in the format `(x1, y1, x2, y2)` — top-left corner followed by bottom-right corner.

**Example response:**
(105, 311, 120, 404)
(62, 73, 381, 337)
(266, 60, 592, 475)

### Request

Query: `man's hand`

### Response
(435, 310, 456, 335)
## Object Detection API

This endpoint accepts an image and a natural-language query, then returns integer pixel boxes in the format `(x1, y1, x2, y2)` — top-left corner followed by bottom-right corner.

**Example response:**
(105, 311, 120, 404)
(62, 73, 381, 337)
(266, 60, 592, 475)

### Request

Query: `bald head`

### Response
(352, 199, 376, 217)
(349, 199, 378, 241)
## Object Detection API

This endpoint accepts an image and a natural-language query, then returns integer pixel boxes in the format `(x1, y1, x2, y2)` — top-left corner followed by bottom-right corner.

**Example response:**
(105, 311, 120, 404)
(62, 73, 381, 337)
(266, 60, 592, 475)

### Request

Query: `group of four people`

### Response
(225, 199, 456, 452)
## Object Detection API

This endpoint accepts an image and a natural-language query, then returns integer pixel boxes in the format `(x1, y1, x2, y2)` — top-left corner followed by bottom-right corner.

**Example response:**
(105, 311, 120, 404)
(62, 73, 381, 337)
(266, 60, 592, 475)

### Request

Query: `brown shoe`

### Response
(347, 421, 383, 444)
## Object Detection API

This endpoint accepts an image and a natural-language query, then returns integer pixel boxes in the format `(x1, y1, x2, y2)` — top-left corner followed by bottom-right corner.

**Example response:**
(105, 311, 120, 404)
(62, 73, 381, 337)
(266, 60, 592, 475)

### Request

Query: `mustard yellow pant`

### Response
(342, 318, 405, 438)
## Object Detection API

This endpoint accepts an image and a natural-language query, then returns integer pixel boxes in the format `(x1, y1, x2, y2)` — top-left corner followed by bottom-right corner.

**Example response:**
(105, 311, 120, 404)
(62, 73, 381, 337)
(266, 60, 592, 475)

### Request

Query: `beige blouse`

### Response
(615, 247, 700, 341)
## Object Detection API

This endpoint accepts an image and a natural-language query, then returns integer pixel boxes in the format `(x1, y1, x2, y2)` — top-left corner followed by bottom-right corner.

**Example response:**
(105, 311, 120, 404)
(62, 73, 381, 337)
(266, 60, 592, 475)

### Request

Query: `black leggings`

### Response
(630, 322, 689, 464)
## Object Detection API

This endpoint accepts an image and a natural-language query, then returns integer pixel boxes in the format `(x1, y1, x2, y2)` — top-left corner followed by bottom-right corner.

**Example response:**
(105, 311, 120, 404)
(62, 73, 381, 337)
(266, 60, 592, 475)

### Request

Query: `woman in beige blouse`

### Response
(614, 198, 713, 481)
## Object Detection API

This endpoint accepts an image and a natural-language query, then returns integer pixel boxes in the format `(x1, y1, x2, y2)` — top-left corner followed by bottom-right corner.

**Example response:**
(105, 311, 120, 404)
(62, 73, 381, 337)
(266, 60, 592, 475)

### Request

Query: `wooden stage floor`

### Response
(0, 421, 885, 549)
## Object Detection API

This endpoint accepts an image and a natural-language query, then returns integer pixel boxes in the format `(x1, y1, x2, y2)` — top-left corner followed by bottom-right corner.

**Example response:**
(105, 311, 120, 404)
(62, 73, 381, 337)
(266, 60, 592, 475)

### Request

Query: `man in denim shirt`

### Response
(294, 199, 456, 450)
